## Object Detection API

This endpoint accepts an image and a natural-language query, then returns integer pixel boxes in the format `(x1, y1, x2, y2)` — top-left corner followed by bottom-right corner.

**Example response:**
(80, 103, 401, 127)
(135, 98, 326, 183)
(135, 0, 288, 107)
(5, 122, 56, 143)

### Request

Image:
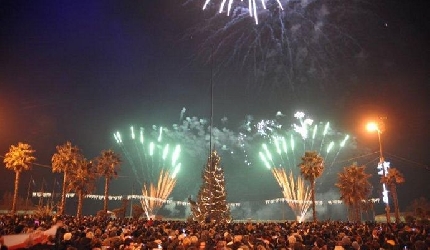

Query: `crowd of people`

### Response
(0, 215, 428, 250)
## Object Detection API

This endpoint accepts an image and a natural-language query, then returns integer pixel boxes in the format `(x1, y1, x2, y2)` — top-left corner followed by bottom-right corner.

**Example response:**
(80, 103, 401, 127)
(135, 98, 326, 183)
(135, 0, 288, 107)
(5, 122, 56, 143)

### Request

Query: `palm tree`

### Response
(3, 142, 36, 214)
(298, 151, 324, 222)
(96, 149, 121, 213)
(336, 163, 372, 222)
(406, 197, 430, 220)
(67, 158, 97, 218)
(51, 141, 83, 215)
(381, 168, 405, 223)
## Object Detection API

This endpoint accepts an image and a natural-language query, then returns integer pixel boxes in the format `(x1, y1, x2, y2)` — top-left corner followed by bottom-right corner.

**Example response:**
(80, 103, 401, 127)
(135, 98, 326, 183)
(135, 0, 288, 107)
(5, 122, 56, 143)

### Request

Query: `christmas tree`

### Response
(189, 150, 231, 223)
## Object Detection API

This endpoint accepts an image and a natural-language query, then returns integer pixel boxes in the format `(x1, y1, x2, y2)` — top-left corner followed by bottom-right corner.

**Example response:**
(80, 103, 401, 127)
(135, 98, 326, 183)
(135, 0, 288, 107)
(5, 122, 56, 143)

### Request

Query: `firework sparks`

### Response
(114, 109, 356, 209)
(272, 168, 311, 222)
(202, 0, 284, 25)
(189, 0, 369, 93)
(113, 126, 181, 186)
(293, 111, 314, 141)
(258, 111, 356, 194)
(140, 170, 177, 218)
(255, 119, 282, 137)
(113, 108, 257, 211)
(259, 112, 350, 171)
(114, 123, 182, 217)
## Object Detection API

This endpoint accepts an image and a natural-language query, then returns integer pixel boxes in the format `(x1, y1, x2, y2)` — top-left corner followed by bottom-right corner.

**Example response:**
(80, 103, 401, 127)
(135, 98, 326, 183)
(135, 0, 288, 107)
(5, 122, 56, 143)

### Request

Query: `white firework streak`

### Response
(203, 0, 284, 24)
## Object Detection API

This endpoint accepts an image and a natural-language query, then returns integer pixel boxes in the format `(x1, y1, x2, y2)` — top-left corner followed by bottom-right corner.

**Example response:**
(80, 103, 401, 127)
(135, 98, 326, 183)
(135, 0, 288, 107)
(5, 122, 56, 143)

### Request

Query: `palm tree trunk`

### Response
(391, 184, 400, 223)
(104, 177, 109, 213)
(311, 180, 316, 222)
(347, 206, 352, 221)
(77, 190, 83, 218)
(60, 172, 67, 215)
(12, 171, 21, 214)
(355, 203, 361, 222)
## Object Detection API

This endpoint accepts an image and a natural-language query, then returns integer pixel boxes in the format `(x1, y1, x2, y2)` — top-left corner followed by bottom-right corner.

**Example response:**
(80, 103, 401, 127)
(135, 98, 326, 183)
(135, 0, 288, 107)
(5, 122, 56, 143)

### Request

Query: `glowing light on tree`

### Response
(189, 150, 231, 223)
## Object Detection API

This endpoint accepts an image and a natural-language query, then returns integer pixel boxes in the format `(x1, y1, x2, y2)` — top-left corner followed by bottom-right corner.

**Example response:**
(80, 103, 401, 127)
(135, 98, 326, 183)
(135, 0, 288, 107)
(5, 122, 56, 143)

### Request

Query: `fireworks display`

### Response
(114, 109, 355, 177)
(258, 111, 355, 198)
(112, 108, 256, 215)
(114, 125, 182, 217)
(190, 0, 367, 93)
(254, 111, 356, 220)
(140, 170, 177, 219)
(271, 168, 311, 222)
(113, 109, 358, 219)
(202, 0, 285, 25)
(1, 0, 423, 221)
(112, 111, 254, 181)
(114, 126, 181, 186)
(259, 111, 352, 172)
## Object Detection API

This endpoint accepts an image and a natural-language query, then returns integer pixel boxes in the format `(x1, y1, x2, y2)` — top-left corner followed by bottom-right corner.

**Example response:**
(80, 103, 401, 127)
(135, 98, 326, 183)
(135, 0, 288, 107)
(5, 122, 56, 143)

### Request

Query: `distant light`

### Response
(382, 187, 389, 204)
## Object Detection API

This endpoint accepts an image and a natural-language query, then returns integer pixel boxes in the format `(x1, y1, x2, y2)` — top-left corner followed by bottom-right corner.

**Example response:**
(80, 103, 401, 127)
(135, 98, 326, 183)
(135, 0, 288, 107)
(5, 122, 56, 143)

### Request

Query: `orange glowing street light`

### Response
(366, 119, 391, 223)
(366, 122, 379, 132)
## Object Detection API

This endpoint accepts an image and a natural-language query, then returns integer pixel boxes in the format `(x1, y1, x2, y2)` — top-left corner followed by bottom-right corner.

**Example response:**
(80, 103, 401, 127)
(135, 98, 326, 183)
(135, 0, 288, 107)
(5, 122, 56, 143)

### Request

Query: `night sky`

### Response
(0, 0, 428, 218)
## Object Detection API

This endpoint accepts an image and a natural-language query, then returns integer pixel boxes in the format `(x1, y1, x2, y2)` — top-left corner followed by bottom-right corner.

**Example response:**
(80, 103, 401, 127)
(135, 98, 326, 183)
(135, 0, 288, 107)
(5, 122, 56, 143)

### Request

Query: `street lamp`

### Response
(367, 120, 391, 223)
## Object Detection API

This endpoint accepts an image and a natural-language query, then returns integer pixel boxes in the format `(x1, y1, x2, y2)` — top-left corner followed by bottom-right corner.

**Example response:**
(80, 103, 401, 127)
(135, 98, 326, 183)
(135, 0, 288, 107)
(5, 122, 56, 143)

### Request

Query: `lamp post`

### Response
(367, 120, 391, 223)
(130, 181, 134, 218)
